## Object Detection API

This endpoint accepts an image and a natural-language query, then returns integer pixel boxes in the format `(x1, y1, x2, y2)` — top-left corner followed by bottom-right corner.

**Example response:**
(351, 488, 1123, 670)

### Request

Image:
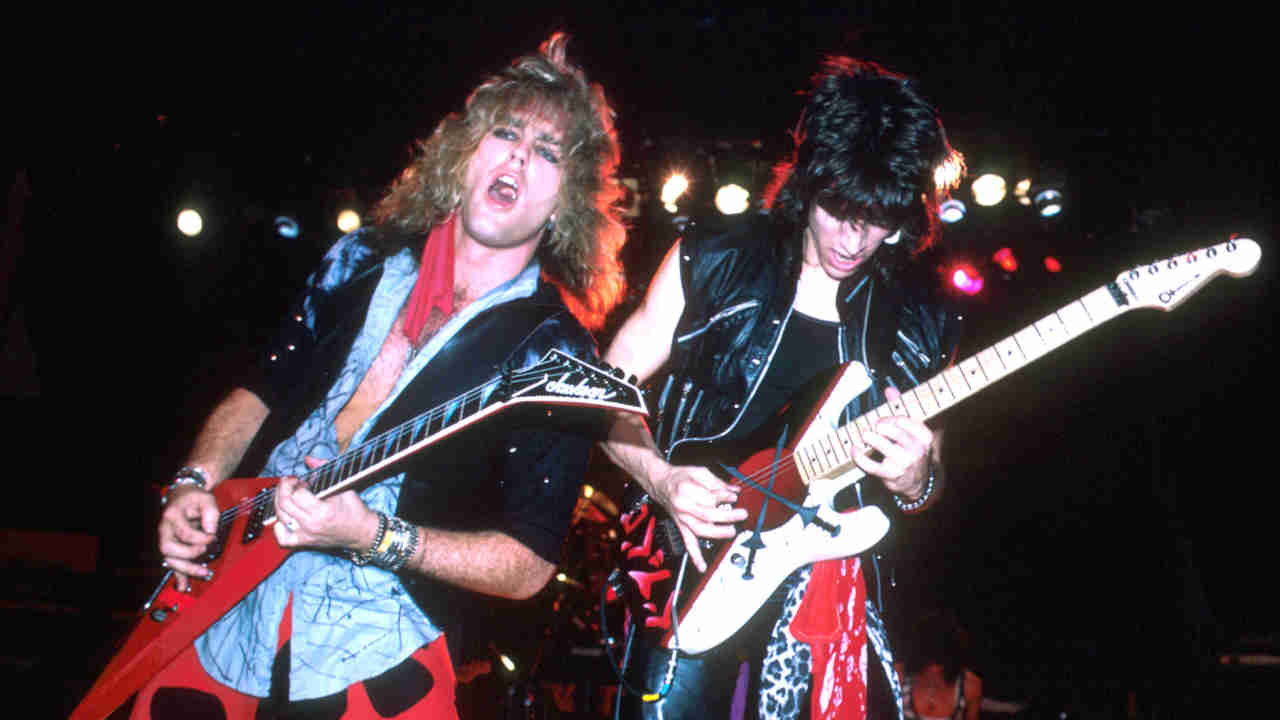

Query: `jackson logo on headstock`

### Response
(544, 374, 617, 401)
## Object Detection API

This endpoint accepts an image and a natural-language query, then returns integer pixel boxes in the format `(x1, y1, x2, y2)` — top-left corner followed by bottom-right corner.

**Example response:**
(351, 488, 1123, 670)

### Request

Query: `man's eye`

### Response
(493, 127, 518, 140)
(537, 146, 560, 164)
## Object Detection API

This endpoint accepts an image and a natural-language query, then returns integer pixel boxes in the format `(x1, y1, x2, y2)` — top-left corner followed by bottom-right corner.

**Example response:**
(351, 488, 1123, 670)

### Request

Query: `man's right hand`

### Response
(649, 464, 746, 572)
(158, 485, 219, 592)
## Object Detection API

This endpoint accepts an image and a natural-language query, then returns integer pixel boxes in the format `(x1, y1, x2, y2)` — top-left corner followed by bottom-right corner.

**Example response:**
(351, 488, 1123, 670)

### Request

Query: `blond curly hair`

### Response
(372, 33, 625, 330)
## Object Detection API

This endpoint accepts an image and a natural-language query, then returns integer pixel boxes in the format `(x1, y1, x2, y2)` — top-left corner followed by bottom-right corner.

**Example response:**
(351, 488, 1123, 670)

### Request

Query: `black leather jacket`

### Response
(652, 213, 961, 456)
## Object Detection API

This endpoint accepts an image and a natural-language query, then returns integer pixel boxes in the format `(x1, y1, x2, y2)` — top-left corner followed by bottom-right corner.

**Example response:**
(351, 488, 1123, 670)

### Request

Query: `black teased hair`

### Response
(763, 57, 959, 256)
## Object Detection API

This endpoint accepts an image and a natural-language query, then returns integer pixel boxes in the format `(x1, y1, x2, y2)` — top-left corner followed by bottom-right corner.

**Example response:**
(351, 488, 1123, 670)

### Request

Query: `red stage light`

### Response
(1044, 256, 1062, 273)
(993, 247, 1018, 272)
(950, 264, 984, 295)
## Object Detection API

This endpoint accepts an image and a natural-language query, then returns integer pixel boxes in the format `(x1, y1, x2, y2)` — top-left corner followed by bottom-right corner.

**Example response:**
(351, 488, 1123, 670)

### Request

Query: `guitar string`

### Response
(210, 364, 613, 531)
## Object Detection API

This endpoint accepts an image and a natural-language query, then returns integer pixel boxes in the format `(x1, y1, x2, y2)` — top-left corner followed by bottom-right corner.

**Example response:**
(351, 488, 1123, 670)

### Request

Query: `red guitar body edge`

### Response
(71, 476, 290, 720)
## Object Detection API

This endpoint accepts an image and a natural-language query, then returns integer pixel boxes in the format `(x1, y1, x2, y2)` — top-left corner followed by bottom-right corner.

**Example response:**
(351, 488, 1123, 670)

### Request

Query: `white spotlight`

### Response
(177, 209, 203, 237)
(660, 173, 689, 206)
(971, 174, 1007, 207)
(714, 184, 750, 215)
(337, 209, 361, 233)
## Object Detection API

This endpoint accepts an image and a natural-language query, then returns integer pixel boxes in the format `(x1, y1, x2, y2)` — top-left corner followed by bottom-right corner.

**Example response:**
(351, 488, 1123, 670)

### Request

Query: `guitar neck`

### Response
(796, 237, 1261, 484)
(303, 378, 502, 499)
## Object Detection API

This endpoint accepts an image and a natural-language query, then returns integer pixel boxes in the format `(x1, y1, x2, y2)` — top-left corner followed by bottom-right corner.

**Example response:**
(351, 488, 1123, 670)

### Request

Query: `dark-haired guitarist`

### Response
(602, 57, 963, 720)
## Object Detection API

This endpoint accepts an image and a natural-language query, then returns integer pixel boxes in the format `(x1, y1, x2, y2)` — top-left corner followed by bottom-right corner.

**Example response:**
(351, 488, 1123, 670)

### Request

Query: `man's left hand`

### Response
(852, 387, 933, 501)
(272, 475, 380, 551)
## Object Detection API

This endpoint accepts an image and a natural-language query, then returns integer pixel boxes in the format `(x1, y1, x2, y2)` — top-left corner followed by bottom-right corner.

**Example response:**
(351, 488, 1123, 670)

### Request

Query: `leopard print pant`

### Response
(758, 566, 813, 720)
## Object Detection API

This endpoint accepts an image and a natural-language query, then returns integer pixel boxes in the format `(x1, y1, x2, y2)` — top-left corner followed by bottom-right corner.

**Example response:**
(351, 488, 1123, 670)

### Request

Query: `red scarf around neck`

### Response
(402, 213, 458, 345)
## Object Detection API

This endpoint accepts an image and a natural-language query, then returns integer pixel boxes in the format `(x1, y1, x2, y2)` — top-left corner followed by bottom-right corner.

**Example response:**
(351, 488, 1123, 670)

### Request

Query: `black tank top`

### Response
(735, 310, 842, 438)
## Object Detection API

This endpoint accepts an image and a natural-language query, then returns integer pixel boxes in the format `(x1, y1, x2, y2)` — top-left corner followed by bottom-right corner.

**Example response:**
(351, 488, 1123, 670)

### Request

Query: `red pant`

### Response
(129, 600, 457, 720)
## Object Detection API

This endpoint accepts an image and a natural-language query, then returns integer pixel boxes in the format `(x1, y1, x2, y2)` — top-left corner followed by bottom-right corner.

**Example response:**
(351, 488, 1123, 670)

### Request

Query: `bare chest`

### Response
(333, 313, 415, 451)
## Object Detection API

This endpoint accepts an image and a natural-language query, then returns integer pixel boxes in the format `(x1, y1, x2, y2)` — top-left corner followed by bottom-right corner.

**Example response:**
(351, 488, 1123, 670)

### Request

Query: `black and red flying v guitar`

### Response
(615, 237, 1261, 655)
(72, 349, 647, 720)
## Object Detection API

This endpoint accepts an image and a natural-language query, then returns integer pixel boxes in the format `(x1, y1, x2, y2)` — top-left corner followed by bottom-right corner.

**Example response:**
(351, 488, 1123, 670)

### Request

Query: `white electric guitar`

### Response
(616, 237, 1261, 654)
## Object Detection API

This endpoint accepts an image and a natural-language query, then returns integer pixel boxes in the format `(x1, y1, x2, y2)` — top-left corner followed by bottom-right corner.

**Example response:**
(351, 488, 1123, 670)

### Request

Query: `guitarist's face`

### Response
(803, 202, 898, 280)
(459, 112, 565, 252)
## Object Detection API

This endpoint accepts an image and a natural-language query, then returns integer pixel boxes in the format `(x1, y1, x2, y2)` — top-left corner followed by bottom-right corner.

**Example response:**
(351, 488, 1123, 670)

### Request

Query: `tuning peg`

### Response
(610, 367, 625, 378)
(628, 375, 639, 386)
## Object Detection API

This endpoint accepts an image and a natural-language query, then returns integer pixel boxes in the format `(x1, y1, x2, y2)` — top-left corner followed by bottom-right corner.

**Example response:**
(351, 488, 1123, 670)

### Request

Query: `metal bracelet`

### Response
(160, 466, 210, 506)
(349, 512, 389, 566)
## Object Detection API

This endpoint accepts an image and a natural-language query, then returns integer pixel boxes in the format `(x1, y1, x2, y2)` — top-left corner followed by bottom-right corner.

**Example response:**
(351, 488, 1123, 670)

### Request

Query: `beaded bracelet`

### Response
(894, 459, 935, 513)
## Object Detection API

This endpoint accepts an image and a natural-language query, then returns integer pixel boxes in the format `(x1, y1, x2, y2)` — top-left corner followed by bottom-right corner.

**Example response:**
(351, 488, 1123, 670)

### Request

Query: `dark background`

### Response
(2, 3, 1274, 717)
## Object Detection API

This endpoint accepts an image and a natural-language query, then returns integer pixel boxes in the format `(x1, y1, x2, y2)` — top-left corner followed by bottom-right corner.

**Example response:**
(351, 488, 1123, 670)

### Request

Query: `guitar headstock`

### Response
(504, 349, 647, 415)
(1115, 237, 1260, 312)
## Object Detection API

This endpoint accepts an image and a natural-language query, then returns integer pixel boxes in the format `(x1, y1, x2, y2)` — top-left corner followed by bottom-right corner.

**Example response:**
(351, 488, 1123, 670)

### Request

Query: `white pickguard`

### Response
(670, 361, 884, 654)
(670, 504, 889, 654)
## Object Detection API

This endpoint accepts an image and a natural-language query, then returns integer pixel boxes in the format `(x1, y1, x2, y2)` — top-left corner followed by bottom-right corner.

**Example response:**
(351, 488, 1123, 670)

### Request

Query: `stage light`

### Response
(337, 209, 361, 233)
(660, 173, 689, 207)
(582, 484, 595, 499)
(1034, 189, 1063, 218)
(177, 209, 203, 237)
(950, 264, 984, 295)
(1014, 178, 1033, 206)
(1044, 256, 1062, 273)
(714, 183, 750, 215)
(934, 149, 966, 192)
(939, 198, 966, 224)
(499, 654, 516, 672)
(993, 247, 1018, 272)
(971, 174, 1006, 207)
(274, 216, 300, 239)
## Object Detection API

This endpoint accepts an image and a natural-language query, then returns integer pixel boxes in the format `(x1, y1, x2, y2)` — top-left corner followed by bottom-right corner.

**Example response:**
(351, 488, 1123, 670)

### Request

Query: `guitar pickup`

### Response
(242, 488, 274, 544)
(199, 519, 232, 563)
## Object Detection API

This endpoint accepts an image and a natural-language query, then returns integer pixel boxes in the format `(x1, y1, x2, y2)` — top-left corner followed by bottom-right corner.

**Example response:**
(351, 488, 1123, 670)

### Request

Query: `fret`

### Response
(816, 435, 838, 474)
(915, 380, 941, 416)
(409, 414, 429, 444)
(943, 365, 975, 401)
(972, 348, 1003, 386)
(427, 408, 444, 437)
(1081, 286, 1122, 323)
(801, 443, 820, 480)
(993, 337, 1027, 372)
(837, 423, 861, 458)
(1033, 313, 1069, 349)
(1057, 300, 1093, 336)
(928, 374, 956, 411)
(886, 395, 907, 417)
(1013, 326, 1048, 362)
(900, 388, 926, 420)
(832, 426, 855, 465)
(854, 412, 875, 439)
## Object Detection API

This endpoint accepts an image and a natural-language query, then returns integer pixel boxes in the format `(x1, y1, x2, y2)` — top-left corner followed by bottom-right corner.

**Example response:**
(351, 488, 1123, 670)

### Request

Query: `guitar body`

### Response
(72, 476, 290, 720)
(617, 361, 893, 654)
